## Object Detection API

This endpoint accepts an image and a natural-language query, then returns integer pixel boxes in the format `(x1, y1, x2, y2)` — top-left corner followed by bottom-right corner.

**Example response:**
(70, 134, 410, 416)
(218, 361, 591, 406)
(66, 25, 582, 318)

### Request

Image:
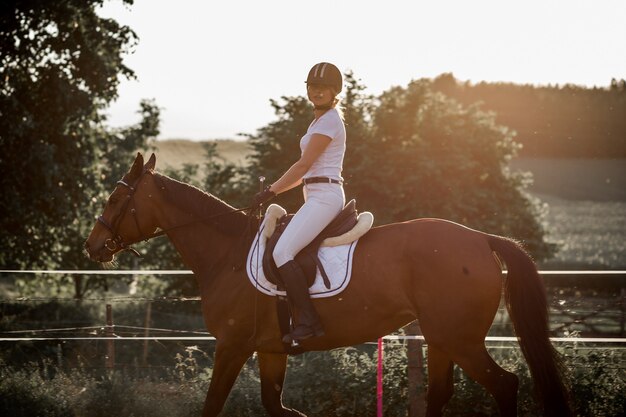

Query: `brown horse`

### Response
(85, 153, 571, 417)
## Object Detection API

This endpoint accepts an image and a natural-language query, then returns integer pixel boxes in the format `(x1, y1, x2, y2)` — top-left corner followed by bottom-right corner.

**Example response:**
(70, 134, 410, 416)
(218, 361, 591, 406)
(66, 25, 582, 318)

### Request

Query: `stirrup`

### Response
(282, 324, 325, 345)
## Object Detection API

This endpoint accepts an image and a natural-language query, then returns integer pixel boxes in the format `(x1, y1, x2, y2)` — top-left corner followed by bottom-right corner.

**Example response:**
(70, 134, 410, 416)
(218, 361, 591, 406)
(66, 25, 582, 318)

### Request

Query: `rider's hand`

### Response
(251, 186, 275, 208)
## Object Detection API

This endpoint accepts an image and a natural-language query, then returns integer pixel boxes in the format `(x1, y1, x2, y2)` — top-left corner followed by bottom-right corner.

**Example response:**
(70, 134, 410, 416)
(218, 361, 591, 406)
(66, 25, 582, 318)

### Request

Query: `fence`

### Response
(1, 269, 625, 345)
(1, 270, 625, 417)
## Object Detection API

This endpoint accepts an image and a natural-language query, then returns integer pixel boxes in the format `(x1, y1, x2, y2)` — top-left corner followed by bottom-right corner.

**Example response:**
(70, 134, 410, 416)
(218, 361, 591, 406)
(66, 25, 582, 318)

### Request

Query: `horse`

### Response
(85, 153, 571, 417)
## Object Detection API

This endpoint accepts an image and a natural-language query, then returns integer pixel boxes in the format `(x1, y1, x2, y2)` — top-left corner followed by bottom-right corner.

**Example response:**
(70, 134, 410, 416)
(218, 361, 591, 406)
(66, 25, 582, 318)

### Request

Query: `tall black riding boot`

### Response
(278, 260, 324, 343)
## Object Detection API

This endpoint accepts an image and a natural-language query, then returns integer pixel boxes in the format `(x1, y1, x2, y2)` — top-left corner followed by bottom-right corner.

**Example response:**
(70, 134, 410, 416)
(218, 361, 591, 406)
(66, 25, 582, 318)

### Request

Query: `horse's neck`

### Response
(154, 174, 246, 279)
(167, 223, 232, 276)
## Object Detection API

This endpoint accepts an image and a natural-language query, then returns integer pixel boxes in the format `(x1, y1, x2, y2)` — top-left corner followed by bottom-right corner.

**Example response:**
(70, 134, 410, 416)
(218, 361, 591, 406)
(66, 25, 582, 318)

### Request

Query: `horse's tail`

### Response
(487, 235, 572, 417)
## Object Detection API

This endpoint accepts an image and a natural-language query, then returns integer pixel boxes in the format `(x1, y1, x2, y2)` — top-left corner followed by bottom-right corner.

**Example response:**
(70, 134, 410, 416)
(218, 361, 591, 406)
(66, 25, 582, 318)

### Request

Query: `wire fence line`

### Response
(1, 270, 624, 345)
(0, 325, 210, 336)
(0, 270, 194, 275)
(1, 322, 625, 344)
(2, 335, 625, 343)
(2, 269, 625, 275)
(1, 269, 623, 303)
(0, 296, 202, 303)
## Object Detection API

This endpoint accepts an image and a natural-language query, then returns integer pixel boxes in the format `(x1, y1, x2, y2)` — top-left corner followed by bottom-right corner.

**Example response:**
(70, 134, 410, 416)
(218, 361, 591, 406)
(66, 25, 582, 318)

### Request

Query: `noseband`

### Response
(97, 175, 146, 257)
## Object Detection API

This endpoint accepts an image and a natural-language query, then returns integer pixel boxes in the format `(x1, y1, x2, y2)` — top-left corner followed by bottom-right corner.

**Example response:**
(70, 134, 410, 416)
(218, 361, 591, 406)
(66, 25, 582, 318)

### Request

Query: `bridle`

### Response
(96, 171, 148, 257)
(96, 169, 254, 257)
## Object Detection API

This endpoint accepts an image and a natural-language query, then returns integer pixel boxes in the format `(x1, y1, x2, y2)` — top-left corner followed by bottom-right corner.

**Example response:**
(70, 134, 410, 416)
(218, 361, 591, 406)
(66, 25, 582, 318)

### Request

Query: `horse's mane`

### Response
(155, 172, 249, 236)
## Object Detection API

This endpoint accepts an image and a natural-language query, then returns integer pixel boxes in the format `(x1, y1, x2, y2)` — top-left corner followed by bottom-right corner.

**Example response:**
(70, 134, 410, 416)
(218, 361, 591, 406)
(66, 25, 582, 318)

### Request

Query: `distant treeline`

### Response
(431, 74, 626, 158)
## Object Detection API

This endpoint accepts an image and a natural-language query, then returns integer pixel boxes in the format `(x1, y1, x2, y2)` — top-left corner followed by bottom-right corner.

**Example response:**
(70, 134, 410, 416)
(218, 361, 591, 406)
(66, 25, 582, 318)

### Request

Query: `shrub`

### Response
(0, 361, 75, 417)
(0, 343, 623, 416)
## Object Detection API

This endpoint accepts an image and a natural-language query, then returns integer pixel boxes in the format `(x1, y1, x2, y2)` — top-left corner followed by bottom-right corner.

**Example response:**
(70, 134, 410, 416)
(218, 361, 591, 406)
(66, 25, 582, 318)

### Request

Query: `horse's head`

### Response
(85, 152, 161, 263)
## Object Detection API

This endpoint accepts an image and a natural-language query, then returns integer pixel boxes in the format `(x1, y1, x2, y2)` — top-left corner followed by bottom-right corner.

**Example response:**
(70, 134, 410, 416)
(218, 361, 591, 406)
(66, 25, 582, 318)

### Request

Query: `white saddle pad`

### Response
(246, 213, 360, 299)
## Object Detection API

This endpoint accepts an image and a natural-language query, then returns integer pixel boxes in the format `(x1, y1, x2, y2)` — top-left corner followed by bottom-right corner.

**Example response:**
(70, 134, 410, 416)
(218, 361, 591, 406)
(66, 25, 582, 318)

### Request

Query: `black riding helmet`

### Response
(306, 62, 342, 94)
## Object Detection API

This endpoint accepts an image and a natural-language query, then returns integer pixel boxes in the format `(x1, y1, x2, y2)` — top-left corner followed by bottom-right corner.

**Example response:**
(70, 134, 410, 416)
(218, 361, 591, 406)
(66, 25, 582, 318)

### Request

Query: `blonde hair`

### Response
(331, 89, 345, 120)
(333, 98, 345, 120)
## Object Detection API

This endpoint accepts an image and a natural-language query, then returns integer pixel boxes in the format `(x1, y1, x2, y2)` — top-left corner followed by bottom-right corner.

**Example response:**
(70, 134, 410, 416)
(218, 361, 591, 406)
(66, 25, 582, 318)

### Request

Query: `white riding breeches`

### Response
(273, 183, 345, 268)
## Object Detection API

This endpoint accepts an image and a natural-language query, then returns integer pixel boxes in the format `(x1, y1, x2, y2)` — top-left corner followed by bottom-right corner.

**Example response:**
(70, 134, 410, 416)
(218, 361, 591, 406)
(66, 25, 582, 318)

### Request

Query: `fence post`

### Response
(142, 302, 152, 366)
(377, 337, 384, 417)
(407, 321, 425, 417)
(619, 286, 626, 337)
(105, 304, 115, 369)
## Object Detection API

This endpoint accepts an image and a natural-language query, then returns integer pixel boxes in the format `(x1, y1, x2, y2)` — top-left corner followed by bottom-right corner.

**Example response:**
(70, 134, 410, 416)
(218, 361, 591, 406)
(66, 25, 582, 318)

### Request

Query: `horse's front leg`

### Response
(202, 343, 252, 417)
(258, 352, 307, 417)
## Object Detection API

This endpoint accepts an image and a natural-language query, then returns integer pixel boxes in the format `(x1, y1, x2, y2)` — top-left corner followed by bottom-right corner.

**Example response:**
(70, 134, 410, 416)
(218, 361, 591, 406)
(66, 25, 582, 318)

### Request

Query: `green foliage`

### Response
(358, 79, 554, 258)
(202, 141, 250, 207)
(0, 361, 76, 417)
(0, 0, 151, 269)
(432, 73, 626, 157)
(0, 344, 623, 416)
(0, 0, 137, 269)
(565, 346, 626, 416)
(0, 1, 160, 297)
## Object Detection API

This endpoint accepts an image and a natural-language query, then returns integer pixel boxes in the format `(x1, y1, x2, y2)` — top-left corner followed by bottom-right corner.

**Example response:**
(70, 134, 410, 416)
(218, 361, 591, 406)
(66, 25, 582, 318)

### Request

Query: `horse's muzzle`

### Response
(84, 240, 114, 263)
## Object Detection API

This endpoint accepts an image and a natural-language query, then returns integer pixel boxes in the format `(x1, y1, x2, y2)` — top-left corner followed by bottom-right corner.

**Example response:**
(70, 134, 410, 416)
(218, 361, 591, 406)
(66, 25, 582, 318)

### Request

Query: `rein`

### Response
(146, 206, 253, 240)
(97, 170, 256, 257)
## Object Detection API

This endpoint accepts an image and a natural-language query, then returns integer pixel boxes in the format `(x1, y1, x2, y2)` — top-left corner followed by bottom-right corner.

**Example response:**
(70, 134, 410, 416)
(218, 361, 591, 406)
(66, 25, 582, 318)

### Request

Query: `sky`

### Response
(97, 0, 626, 140)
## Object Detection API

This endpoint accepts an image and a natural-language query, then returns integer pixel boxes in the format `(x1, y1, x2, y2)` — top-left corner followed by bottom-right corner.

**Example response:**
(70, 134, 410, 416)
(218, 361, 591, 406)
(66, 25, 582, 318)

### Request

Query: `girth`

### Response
(262, 199, 358, 289)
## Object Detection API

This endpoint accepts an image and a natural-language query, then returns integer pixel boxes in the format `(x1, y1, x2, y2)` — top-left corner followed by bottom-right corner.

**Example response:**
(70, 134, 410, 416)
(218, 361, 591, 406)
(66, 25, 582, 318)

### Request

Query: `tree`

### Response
(202, 142, 250, 208)
(432, 73, 626, 158)
(239, 75, 555, 260)
(361, 79, 554, 258)
(0, 1, 159, 295)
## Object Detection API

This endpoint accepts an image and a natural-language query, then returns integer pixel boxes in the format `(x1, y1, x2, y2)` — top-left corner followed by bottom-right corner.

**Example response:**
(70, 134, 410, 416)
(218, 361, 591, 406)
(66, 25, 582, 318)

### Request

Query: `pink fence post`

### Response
(377, 337, 384, 417)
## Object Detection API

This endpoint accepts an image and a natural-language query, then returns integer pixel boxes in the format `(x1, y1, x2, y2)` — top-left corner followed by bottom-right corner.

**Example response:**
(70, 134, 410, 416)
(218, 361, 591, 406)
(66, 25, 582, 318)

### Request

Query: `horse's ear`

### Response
(129, 152, 144, 179)
(144, 153, 156, 172)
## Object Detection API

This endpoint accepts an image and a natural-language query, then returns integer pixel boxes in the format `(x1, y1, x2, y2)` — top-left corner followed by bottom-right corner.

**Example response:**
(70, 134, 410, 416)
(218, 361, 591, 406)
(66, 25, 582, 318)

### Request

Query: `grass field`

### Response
(508, 158, 626, 269)
(153, 139, 626, 269)
(153, 139, 250, 170)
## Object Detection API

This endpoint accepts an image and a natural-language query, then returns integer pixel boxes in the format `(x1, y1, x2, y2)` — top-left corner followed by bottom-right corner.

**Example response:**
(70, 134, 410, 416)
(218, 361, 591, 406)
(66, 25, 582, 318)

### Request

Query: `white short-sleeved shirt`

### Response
(299, 108, 346, 181)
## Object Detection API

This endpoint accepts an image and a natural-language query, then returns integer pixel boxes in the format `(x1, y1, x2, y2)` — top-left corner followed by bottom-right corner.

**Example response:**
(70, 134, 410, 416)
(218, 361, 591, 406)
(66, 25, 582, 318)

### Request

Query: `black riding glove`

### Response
(251, 186, 275, 208)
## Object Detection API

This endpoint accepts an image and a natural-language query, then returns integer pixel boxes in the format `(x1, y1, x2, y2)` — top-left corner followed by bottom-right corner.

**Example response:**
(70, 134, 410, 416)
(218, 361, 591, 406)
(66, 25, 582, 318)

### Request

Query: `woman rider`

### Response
(252, 62, 346, 343)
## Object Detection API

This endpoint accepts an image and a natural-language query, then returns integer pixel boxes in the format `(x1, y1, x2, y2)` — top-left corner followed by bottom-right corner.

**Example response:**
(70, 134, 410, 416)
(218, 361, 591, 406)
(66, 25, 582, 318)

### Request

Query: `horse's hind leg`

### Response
(258, 352, 306, 417)
(425, 345, 454, 417)
(452, 344, 519, 417)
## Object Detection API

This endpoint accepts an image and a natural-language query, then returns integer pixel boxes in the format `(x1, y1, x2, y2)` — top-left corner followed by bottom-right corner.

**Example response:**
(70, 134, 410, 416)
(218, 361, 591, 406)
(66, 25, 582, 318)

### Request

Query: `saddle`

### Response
(262, 199, 359, 289)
